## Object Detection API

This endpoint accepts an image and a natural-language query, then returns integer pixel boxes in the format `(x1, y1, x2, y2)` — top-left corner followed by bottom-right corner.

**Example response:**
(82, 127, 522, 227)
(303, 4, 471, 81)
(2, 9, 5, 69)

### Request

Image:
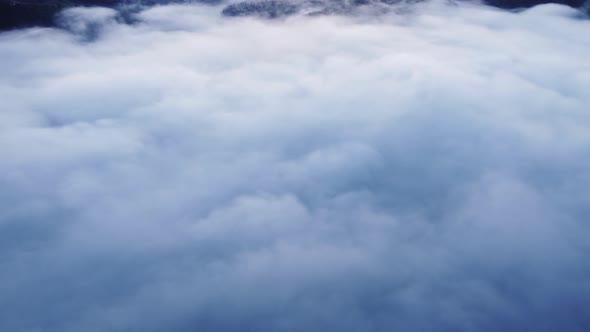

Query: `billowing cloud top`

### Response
(1, 2, 590, 332)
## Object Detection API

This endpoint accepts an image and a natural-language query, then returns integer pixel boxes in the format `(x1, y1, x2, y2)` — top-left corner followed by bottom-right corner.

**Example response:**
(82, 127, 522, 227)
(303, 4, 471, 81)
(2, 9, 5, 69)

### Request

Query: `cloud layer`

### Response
(1, 3, 590, 331)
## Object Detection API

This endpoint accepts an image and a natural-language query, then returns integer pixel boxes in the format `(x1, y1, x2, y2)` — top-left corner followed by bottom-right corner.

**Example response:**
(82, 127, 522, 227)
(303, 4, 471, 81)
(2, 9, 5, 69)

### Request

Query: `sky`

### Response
(0, 2, 589, 331)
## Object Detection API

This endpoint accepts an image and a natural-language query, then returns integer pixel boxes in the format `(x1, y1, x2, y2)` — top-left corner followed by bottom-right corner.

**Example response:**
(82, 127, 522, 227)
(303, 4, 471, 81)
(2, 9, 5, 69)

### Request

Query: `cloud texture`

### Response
(1, 2, 590, 331)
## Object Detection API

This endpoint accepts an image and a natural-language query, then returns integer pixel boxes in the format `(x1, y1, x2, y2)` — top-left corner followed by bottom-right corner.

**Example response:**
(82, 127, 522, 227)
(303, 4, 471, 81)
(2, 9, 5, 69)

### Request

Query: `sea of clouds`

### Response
(1, 2, 589, 331)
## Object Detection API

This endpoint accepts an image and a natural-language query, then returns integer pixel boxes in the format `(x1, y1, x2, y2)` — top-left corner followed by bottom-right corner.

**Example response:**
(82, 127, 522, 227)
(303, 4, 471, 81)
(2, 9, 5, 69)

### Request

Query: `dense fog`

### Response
(1, 2, 589, 331)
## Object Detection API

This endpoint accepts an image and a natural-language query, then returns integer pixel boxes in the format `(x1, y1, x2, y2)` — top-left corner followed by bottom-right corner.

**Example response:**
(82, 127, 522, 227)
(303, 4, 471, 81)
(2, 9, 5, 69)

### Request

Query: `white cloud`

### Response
(0, 2, 589, 331)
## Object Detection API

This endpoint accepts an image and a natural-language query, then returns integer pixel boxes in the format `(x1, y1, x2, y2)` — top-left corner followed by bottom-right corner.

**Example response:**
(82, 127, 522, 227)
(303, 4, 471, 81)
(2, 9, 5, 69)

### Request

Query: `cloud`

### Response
(0, 2, 589, 332)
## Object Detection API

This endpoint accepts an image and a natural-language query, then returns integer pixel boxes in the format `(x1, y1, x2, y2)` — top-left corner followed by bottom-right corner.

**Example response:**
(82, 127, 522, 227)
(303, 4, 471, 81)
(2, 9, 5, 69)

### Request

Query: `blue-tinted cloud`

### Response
(0, 3, 589, 332)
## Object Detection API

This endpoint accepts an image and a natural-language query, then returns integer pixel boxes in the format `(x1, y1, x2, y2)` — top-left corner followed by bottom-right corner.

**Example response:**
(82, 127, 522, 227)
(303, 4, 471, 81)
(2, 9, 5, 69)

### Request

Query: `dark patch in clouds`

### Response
(0, 0, 589, 32)
(1, 2, 590, 332)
